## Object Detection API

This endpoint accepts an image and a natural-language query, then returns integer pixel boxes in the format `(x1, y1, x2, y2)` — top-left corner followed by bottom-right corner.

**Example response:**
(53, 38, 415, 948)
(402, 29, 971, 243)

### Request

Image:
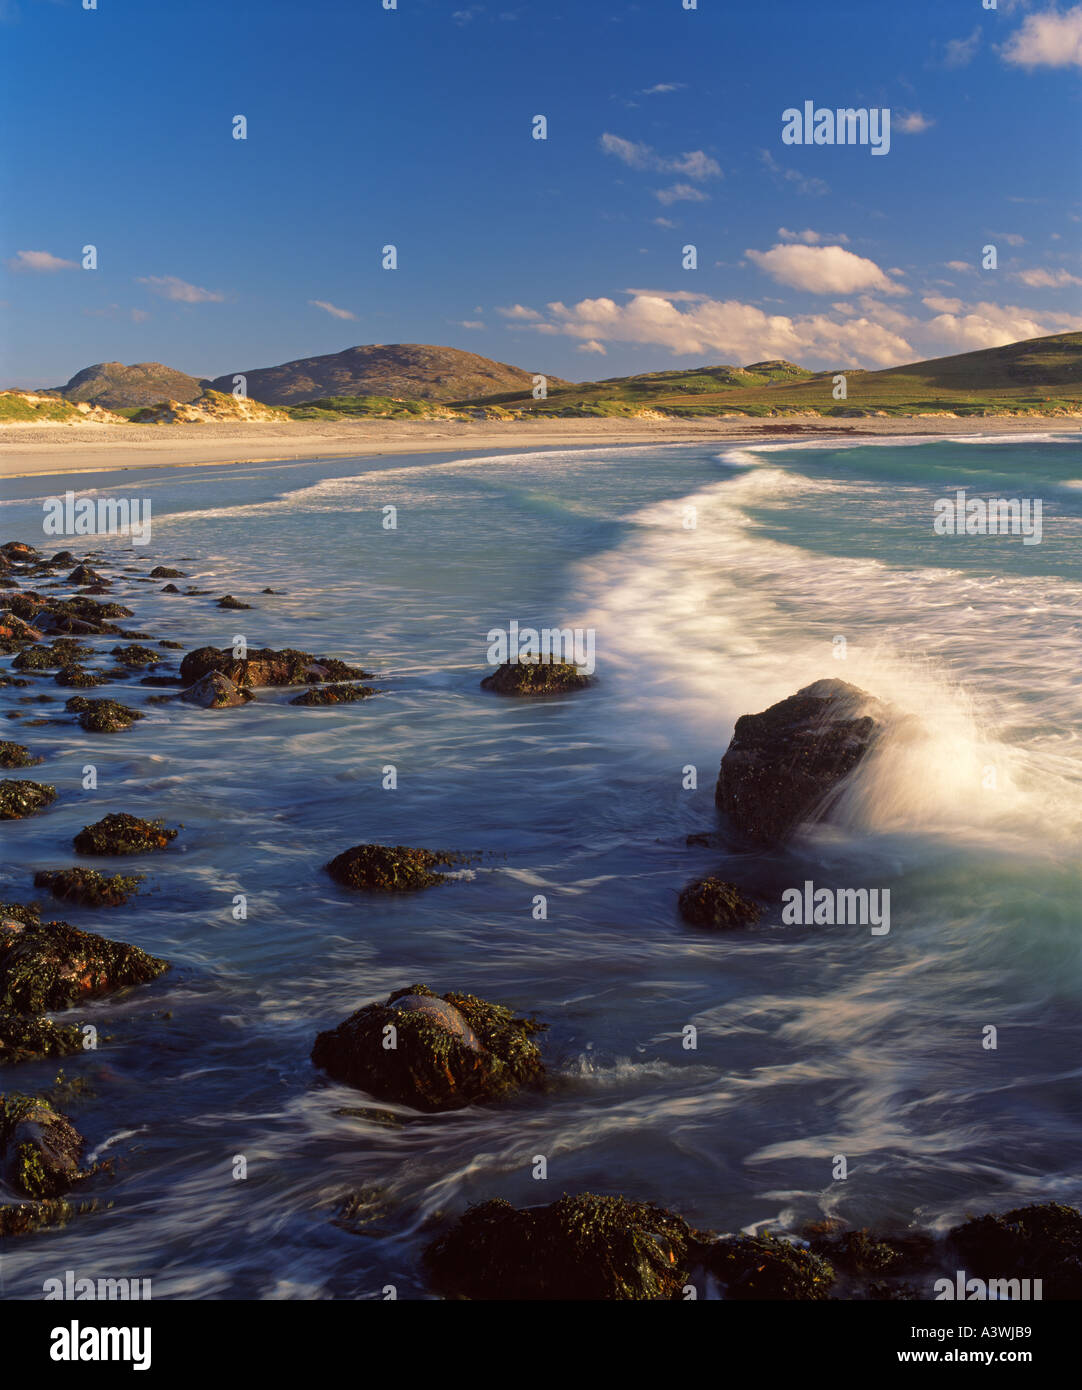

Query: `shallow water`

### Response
(1, 436, 1080, 1298)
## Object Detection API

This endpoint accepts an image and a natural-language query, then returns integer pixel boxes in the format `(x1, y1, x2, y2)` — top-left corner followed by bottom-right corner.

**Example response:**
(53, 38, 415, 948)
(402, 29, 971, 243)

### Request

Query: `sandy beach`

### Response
(1, 413, 1076, 479)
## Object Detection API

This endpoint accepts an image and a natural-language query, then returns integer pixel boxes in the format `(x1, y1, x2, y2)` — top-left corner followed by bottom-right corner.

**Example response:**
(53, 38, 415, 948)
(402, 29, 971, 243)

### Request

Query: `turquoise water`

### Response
(1, 435, 1080, 1298)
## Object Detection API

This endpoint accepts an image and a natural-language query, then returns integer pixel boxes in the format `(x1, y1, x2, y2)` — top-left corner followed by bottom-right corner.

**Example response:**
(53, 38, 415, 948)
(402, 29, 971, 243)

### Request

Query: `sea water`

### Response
(0, 435, 1079, 1298)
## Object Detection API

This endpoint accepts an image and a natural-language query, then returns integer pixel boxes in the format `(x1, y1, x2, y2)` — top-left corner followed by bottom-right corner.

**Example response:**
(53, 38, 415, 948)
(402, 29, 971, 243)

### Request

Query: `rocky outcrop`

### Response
(65, 696, 144, 732)
(73, 813, 178, 855)
(0, 914, 169, 1013)
(0, 780, 56, 820)
(0, 1014, 84, 1065)
(425, 1193, 697, 1300)
(481, 661, 591, 696)
(33, 868, 144, 907)
(311, 984, 546, 1112)
(179, 645, 370, 688)
(129, 390, 288, 424)
(715, 679, 887, 843)
(0, 1094, 87, 1198)
(324, 843, 457, 892)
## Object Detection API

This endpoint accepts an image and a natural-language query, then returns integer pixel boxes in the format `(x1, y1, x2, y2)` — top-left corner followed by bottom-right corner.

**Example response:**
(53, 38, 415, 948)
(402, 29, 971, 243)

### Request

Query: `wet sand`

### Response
(1, 413, 1076, 479)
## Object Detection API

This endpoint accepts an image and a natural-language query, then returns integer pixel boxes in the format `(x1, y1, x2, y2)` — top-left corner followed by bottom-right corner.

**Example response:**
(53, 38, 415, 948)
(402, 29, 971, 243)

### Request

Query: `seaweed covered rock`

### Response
(0, 779, 57, 820)
(65, 697, 144, 733)
(33, 868, 144, 907)
(0, 1013, 84, 1065)
(425, 1193, 695, 1300)
(678, 877, 761, 929)
(715, 679, 888, 844)
(0, 741, 42, 769)
(324, 843, 457, 892)
(0, 1093, 86, 1198)
(54, 665, 107, 688)
(949, 1202, 1082, 1300)
(311, 983, 545, 1112)
(179, 645, 370, 688)
(0, 915, 168, 1012)
(65, 565, 104, 587)
(150, 566, 185, 579)
(705, 1233, 835, 1300)
(12, 645, 61, 672)
(291, 683, 376, 706)
(73, 813, 178, 855)
(481, 661, 591, 696)
(109, 644, 161, 668)
(217, 594, 252, 610)
(179, 671, 254, 709)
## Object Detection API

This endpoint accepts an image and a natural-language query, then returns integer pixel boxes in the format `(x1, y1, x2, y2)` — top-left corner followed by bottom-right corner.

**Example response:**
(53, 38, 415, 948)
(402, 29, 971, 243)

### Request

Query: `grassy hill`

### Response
(450, 332, 1082, 419)
(0, 391, 125, 424)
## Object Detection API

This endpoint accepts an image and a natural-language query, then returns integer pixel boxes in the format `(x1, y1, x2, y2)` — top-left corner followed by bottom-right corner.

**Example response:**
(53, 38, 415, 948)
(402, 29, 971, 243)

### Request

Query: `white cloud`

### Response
(745, 243, 907, 296)
(922, 299, 1081, 351)
(777, 227, 850, 245)
(498, 303, 542, 320)
(577, 339, 607, 354)
(1012, 267, 1082, 287)
(896, 111, 935, 134)
(309, 299, 356, 320)
(653, 216, 677, 228)
(600, 132, 721, 180)
(944, 27, 981, 67)
(945, 260, 974, 273)
(7, 249, 77, 272)
(138, 275, 224, 303)
(641, 82, 686, 94)
(503, 287, 1080, 371)
(655, 183, 710, 205)
(1002, 5, 1082, 67)
(458, 319, 486, 329)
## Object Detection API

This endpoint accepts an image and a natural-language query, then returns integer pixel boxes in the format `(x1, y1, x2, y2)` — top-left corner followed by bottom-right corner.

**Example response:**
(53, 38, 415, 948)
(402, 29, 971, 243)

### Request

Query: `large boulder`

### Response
(425, 1193, 696, 1300)
(0, 913, 169, 1013)
(0, 780, 56, 820)
(179, 645, 369, 688)
(311, 983, 545, 1112)
(715, 679, 887, 843)
(949, 1202, 1082, 1300)
(705, 1234, 835, 1300)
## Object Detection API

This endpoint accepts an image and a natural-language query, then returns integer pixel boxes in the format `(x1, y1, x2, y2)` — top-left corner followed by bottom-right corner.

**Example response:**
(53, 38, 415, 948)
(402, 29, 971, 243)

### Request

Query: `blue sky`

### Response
(1, 0, 1080, 387)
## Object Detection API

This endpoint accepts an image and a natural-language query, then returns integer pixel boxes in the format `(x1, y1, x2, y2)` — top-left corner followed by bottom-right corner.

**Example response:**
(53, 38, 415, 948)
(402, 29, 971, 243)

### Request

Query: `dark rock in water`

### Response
(1, 542, 39, 560)
(160, 583, 181, 594)
(291, 683, 375, 706)
(12, 645, 61, 672)
(705, 1234, 835, 1300)
(54, 665, 107, 688)
(50, 552, 78, 567)
(0, 614, 43, 643)
(324, 843, 456, 892)
(0, 780, 56, 820)
(109, 644, 161, 667)
(0, 1013, 84, 1065)
(678, 877, 761, 929)
(0, 741, 42, 769)
(158, 640, 184, 649)
(65, 565, 103, 586)
(311, 983, 545, 1112)
(179, 672, 254, 709)
(33, 868, 144, 908)
(481, 661, 591, 696)
(0, 914, 169, 1013)
(180, 644, 371, 688)
(949, 1202, 1082, 1299)
(424, 1193, 695, 1300)
(715, 679, 887, 844)
(65, 697, 144, 733)
(73, 813, 178, 856)
(139, 675, 183, 687)
(0, 1094, 87, 1198)
(809, 1227, 934, 1277)
(150, 566, 186, 579)
(217, 594, 252, 610)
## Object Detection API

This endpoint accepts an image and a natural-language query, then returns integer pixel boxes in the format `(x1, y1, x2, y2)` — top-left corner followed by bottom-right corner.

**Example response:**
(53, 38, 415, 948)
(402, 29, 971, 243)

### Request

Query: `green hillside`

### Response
(450, 332, 1082, 419)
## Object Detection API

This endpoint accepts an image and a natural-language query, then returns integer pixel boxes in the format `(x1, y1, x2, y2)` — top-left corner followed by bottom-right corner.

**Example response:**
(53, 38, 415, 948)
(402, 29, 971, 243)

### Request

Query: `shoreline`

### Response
(1, 413, 1077, 479)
